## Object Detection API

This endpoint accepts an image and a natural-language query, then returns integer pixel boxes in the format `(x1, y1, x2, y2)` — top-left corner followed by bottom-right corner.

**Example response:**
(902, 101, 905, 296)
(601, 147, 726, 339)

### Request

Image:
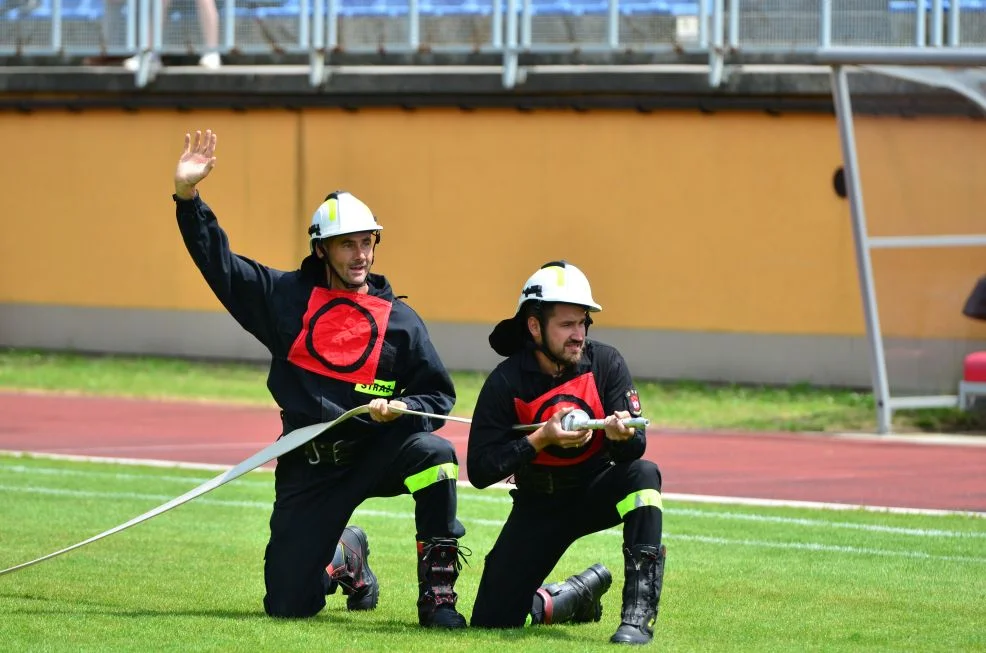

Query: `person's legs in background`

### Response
(193, 0, 221, 69)
(120, 0, 222, 70)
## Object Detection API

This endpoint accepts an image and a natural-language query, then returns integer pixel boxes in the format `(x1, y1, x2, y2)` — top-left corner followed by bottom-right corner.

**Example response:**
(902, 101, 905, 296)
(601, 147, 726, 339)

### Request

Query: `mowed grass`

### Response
(0, 454, 983, 652)
(3, 349, 986, 434)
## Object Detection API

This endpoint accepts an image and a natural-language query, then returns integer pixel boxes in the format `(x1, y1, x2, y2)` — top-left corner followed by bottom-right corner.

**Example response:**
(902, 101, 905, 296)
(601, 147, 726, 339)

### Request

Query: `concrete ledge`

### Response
(0, 60, 981, 115)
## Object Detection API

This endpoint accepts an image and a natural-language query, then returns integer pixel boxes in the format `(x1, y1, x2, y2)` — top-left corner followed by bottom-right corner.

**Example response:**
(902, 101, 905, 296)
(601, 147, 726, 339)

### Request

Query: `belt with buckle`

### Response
(304, 439, 359, 466)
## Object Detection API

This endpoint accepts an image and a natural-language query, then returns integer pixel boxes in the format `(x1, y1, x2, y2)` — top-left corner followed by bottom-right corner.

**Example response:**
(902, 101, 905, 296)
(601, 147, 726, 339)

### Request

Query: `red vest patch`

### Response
(287, 288, 393, 385)
(513, 372, 605, 466)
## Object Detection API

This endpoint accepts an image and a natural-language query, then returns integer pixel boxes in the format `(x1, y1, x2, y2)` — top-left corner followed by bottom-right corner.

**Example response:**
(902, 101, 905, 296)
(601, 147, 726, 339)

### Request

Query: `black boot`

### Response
(325, 525, 379, 611)
(610, 544, 666, 645)
(530, 563, 613, 625)
(417, 538, 469, 628)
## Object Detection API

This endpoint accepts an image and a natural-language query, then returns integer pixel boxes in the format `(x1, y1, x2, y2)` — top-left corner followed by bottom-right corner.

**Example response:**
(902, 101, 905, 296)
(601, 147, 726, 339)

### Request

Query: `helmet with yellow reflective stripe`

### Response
(516, 260, 602, 313)
(307, 191, 383, 252)
(489, 260, 601, 357)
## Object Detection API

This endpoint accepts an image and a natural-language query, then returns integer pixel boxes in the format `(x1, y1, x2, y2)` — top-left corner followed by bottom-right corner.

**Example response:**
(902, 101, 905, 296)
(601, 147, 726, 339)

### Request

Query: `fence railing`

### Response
(4, 1, 986, 87)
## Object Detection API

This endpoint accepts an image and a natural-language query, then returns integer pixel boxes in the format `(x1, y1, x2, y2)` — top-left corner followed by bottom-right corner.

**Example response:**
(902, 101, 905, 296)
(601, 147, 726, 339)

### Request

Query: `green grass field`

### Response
(1, 349, 985, 651)
(0, 453, 984, 652)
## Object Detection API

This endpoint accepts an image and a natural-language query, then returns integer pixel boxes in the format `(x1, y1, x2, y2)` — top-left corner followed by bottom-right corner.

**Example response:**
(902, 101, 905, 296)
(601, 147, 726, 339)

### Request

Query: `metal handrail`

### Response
(2, 0, 985, 88)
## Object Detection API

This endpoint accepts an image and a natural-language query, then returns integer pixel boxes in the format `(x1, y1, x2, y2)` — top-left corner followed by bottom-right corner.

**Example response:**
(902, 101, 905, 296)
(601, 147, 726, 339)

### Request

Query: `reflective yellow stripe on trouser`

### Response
(616, 489, 663, 519)
(404, 462, 458, 494)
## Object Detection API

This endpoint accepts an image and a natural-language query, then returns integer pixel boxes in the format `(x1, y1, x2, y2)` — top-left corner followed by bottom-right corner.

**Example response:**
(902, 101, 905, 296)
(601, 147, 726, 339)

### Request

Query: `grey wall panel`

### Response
(2, 303, 984, 393)
(0, 304, 271, 362)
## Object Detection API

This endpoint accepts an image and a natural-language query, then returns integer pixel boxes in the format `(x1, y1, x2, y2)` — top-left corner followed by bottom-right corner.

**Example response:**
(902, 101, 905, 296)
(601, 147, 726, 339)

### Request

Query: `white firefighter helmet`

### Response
(488, 260, 601, 357)
(308, 191, 383, 248)
(515, 260, 602, 313)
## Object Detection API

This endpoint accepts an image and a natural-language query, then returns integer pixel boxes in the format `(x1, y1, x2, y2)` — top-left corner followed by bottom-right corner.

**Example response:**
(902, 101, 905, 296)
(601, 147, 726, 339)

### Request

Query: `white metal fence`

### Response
(4, 1, 986, 85)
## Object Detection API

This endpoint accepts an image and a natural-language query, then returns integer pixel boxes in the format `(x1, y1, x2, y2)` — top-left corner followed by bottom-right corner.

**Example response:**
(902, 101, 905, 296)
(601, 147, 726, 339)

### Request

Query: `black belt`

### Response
(279, 411, 362, 466)
(516, 470, 586, 494)
(303, 439, 360, 466)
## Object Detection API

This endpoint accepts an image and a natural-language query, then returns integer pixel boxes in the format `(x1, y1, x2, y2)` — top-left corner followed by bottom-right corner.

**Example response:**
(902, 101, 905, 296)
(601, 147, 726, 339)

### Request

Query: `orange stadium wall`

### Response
(2, 108, 985, 392)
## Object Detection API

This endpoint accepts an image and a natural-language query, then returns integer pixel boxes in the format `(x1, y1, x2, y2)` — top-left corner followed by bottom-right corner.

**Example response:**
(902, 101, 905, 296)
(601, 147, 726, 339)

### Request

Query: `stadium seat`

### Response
(958, 351, 986, 410)
(335, 0, 379, 17)
(889, 0, 986, 11)
(620, 0, 672, 16)
(666, 0, 699, 14)
(237, 0, 702, 19)
(419, 0, 478, 16)
(2, 0, 101, 21)
(0, 0, 812, 26)
(10, 0, 986, 24)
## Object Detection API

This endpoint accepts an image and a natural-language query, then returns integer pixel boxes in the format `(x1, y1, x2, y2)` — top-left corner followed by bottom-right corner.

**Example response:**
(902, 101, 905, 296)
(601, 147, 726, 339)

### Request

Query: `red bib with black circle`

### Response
(513, 372, 605, 466)
(287, 288, 393, 385)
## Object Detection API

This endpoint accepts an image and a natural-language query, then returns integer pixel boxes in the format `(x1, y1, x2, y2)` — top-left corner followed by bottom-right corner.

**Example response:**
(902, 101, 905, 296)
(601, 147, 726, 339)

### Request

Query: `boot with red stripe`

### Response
(417, 538, 469, 628)
(324, 525, 379, 611)
(530, 563, 612, 625)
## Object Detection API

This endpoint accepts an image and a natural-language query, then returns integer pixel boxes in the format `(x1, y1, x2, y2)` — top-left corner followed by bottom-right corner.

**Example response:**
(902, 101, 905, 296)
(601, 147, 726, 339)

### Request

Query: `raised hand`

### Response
(174, 129, 217, 199)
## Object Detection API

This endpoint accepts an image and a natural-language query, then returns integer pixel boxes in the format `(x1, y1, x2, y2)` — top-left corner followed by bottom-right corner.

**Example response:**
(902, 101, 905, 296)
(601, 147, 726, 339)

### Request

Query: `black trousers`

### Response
(262, 431, 465, 618)
(470, 458, 663, 628)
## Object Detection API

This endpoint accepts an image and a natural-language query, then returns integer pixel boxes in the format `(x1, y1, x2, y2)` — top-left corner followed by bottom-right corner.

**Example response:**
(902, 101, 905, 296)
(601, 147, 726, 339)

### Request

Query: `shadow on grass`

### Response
(0, 592, 588, 641)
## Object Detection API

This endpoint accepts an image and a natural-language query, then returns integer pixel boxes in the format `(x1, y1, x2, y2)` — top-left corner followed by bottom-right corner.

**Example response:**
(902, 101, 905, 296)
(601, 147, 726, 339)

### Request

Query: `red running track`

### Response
(2, 391, 984, 513)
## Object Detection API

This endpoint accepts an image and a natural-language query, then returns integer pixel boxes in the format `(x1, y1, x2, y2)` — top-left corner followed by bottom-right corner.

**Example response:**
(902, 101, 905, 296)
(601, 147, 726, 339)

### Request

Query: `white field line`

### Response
(2, 449, 984, 519)
(0, 484, 983, 566)
(3, 449, 984, 519)
(4, 462, 983, 539)
(3, 467, 986, 542)
(660, 507, 986, 538)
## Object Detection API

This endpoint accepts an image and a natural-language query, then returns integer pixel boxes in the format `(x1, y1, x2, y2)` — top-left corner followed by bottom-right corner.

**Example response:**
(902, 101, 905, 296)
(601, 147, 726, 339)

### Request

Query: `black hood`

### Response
(489, 313, 530, 357)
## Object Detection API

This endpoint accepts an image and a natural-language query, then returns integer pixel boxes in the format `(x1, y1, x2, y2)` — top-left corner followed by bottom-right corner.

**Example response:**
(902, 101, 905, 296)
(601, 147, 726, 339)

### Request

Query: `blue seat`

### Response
(667, 0, 703, 15)
(331, 0, 410, 17)
(3, 0, 102, 20)
(420, 0, 484, 17)
(889, 0, 986, 10)
(252, 0, 298, 17)
(556, 0, 608, 16)
(379, 0, 411, 17)
(337, 0, 384, 17)
(237, 0, 707, 19)
(617, 0, 676, 16)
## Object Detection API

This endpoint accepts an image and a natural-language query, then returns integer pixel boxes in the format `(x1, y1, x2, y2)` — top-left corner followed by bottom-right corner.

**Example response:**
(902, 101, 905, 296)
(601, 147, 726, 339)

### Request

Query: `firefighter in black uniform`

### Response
(171, 129, 468, 628)
(467, 260, 667, 645)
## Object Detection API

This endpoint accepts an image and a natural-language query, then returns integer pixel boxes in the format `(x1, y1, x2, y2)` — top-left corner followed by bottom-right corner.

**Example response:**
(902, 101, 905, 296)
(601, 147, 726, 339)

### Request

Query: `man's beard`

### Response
(548, 339, 584, 368)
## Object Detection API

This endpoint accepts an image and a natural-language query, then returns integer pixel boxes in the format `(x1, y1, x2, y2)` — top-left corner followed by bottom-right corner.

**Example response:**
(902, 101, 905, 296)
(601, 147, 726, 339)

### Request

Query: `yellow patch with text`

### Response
(354, 379, 396, 397)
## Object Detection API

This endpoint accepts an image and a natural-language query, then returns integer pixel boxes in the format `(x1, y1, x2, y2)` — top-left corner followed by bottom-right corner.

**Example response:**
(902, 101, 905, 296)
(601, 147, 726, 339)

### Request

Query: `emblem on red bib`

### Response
(514, 372, 605, 466)
(288, 288, 393, 385)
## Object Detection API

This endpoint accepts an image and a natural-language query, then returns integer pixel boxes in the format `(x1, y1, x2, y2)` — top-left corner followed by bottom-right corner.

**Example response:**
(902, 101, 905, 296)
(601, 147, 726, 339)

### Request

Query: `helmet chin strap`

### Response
(532, 306, 576, 376)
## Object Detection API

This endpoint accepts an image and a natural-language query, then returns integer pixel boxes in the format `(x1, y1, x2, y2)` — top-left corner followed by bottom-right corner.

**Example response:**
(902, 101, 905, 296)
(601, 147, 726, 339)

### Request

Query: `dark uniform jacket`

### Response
(174, 194, 455, 440)
(467, 340, 646, 492)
